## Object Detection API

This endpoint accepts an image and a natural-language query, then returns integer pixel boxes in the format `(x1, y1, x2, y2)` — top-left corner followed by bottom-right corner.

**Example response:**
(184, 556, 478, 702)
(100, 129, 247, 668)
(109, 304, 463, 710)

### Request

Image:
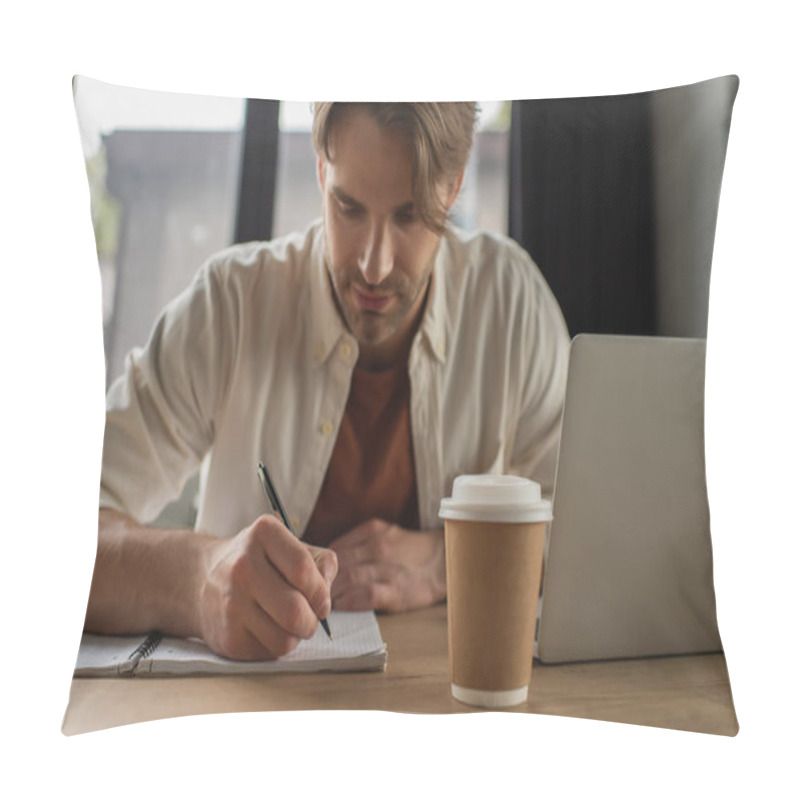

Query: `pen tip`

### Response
(321, 618, 333, 641)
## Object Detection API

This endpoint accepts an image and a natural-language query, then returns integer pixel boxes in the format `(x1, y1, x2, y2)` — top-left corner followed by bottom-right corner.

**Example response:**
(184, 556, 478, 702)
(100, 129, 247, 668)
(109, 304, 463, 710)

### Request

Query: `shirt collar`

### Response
(309, 220, 353, 367)
(416, 234, 448, 364)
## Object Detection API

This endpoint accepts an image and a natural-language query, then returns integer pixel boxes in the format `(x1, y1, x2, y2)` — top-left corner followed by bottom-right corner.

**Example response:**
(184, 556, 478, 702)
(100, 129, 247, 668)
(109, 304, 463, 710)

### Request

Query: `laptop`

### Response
(536, 334, 723, 663)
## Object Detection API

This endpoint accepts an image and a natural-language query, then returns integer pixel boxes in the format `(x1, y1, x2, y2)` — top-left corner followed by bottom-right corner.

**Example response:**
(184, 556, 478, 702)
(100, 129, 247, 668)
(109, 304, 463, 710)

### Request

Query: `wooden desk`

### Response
(62, 604, 738, 736)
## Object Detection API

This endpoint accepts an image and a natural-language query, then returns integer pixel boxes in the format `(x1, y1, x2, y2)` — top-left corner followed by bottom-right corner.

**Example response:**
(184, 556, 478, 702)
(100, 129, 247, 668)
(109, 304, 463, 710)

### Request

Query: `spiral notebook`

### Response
(74, 610, 387, 677)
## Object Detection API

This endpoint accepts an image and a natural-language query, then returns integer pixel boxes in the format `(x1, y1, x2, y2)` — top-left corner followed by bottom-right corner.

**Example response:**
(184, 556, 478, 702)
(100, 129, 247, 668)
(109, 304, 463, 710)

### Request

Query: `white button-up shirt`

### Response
(100, 220, 570, 538)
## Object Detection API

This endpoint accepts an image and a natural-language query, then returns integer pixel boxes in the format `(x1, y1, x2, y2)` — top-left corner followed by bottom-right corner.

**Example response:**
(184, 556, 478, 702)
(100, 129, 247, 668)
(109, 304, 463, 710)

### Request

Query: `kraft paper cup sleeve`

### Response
(445, 519, 545, 694)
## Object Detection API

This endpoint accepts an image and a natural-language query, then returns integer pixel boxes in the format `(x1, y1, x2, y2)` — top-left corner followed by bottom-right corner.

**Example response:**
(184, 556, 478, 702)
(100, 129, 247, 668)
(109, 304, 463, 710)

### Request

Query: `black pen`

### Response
(257, 461, 333, 641)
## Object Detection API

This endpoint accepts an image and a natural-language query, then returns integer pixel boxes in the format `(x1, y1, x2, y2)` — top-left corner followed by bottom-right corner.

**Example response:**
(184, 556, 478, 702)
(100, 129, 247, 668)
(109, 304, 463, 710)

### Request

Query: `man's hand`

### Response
(198, 514, 338, 660)
(328, 519, 445, 613)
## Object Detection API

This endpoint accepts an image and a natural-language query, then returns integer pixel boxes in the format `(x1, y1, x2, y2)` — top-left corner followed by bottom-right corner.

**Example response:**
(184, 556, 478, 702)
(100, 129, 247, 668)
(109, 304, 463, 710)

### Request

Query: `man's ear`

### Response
(445, 167, 466, 208)
(317, 156, 327, 193)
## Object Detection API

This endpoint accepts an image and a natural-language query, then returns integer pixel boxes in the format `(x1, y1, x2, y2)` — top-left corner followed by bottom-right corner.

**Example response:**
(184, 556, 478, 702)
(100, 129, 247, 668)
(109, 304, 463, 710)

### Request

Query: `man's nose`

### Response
(358, 223, 394, 285)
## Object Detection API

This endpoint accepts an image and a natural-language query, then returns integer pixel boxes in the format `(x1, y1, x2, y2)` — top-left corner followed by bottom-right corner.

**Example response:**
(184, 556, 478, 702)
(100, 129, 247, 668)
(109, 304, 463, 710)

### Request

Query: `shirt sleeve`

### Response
(99, 256, 236, 523)
(506, 250, 571, 500)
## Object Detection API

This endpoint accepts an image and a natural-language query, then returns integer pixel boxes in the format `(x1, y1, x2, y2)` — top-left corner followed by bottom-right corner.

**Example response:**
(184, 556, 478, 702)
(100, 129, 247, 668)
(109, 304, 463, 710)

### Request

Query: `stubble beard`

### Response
(326, 260, 432, 350)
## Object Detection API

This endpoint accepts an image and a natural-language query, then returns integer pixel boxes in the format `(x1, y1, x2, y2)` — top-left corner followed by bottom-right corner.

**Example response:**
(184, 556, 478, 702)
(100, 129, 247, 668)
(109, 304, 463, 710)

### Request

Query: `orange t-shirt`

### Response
(304, 361, 419, 547)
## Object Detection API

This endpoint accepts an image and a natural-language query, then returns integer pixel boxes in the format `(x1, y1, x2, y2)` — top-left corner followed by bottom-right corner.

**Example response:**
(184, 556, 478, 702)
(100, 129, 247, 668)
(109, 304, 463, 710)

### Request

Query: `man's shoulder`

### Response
(441, 225, 546, 294)
(444, 225, 541, 270)
(204, 220, 323, 283)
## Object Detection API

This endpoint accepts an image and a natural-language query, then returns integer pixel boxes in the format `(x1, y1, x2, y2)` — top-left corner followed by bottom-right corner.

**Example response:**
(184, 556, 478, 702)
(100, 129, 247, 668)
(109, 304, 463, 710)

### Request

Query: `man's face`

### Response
(318, 108, 460, 370)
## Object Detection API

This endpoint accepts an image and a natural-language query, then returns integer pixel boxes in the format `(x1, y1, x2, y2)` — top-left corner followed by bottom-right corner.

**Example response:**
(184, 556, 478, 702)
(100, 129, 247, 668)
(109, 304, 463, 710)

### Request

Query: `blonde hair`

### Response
(312, 102, 478, 234)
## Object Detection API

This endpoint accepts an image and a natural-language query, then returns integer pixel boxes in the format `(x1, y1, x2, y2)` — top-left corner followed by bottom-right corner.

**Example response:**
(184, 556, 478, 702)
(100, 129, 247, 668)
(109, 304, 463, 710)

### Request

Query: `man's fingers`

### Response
(251, 516, 332, 619)
(308, 545, 338, 588)
(333, 580, 397, 613)
(200, 517, 339, 660)
(328, 518, 376, 546)
(331, 562, 388, 599)
(331, 559, 442, 613)
(328, 539, 370, 570)
(226, 598, 302, 660)
(201, 569, 304, 660)
(244, 550, 320, 640)
(331, 562, 408, 612)
(329, 519, 391, 568)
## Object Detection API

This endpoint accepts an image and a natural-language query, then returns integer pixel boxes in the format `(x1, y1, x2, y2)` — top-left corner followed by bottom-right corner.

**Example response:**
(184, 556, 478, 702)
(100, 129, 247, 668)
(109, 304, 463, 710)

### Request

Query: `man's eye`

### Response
(395, 211, 416, 225)
(339, 203, 362, 217)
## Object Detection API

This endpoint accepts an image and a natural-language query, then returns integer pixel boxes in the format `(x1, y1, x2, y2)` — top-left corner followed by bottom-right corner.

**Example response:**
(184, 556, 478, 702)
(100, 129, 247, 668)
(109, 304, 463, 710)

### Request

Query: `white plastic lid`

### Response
(439, 474, 552, 523)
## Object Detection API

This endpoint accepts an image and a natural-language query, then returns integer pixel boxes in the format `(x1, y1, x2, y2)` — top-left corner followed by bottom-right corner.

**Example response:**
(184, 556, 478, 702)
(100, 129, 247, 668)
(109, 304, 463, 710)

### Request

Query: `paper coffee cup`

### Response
(440, 475, 551, 708)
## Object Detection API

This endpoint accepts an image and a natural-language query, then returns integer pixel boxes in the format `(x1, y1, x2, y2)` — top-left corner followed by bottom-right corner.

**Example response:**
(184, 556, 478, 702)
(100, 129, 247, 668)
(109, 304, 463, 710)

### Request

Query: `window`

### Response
(73, 76, 246, 387)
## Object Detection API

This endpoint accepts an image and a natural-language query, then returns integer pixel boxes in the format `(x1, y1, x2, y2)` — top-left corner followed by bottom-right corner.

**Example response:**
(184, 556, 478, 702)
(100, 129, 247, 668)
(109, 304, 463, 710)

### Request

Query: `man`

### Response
(87, 102, 570, 660)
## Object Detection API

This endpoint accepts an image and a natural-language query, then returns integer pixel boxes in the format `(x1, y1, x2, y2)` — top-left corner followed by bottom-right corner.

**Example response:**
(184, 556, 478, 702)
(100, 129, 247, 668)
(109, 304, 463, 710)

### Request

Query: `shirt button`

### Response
(290, 515, 300, 531)
(320, 419, 334, 436)
(339, 342, 352, 359)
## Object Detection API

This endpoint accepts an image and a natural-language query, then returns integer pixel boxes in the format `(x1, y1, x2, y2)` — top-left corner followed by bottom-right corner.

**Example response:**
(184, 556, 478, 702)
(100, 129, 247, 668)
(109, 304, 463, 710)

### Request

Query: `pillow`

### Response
(64, 77, 738, 737)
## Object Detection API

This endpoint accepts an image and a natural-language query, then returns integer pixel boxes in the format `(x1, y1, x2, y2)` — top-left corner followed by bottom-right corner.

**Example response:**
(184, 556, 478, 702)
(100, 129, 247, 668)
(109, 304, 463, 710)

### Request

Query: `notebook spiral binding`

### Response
(123, 631, 163, 676)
